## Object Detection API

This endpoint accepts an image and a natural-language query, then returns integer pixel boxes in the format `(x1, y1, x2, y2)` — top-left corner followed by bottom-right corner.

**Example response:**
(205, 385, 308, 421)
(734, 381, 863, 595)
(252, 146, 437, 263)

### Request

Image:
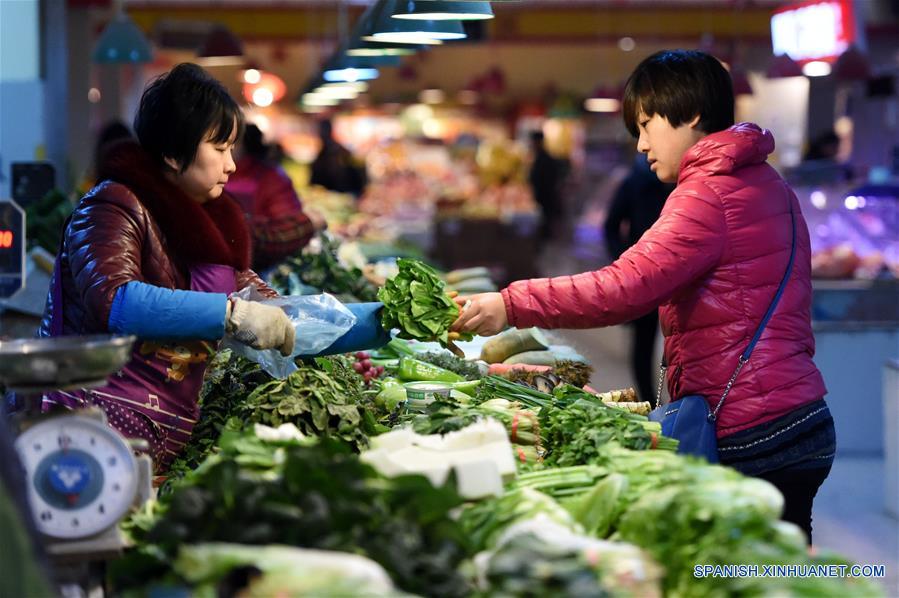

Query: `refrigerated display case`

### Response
(794, 183, 899, 457)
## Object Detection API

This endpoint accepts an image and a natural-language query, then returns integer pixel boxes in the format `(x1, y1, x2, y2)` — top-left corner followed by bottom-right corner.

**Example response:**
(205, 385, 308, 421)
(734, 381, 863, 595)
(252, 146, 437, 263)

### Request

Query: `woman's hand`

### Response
(450, 292, 508, 337)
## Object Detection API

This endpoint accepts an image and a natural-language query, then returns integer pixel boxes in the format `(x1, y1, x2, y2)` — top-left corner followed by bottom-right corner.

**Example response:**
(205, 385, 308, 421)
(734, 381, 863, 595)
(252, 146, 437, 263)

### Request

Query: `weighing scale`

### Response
(1, 198, 153, 596)
(1, 336, 154, 596)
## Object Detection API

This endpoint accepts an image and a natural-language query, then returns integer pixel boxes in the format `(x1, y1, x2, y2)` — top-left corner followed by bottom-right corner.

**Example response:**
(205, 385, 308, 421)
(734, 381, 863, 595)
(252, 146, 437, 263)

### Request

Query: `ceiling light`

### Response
(803, 61, 832, 77)
(196, 26, 244, 66)
(617, 37, 635, 52)
(93, 10, 153, 64)
(392, 1, 494, 21)
(347, 40, 419, 57)
(252, 88, 274, 107)
(302, 94, 340, 107)
(419, 88, 446, 104)
(584, 98, 621, 113)
(323, 67, 380, 83)
(365, 0, 465, 44)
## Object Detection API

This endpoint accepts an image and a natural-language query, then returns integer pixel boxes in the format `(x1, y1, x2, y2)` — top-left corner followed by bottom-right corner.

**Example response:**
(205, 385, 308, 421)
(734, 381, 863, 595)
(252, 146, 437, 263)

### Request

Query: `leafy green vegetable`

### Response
(481, 532, 661, 598)
(514, 445, 884, 598)
(25, 189, 72, 254)
(541, 398, 678, 466)
(269, 233, 379, 302)
(116, 433, 473, 597)
(242, 356, 375, 451)
(161, 350, 270, 493)
(459, 487, 581, 552)
(378, 258, 472, 346)
(172, 543, 401, 597)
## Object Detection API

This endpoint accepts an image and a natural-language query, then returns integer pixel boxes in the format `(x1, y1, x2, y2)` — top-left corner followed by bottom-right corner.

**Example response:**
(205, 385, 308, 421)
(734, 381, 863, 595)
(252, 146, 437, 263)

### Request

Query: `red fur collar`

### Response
(98, 141, 250, 270)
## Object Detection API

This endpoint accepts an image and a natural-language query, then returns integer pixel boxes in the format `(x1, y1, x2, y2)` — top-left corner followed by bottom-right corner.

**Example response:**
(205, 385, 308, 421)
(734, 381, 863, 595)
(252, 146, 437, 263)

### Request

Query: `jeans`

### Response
(757, 464, 832, 544)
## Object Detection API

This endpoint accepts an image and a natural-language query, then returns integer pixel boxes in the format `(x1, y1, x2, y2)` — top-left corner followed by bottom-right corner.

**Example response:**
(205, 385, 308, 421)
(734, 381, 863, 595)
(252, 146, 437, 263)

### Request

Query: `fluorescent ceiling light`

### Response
(802, 61, 832, 77)
(584, 98, 621, 113)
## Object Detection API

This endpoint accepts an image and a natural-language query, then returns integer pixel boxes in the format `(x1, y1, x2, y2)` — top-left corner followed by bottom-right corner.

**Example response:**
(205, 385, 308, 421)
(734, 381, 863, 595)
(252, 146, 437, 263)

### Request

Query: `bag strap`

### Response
(657, 193, 797, 421)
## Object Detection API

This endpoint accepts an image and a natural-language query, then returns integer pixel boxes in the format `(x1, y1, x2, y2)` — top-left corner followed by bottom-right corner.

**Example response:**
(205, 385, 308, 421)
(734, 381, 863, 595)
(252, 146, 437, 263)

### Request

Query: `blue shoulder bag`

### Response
(648, 196, 797, 463)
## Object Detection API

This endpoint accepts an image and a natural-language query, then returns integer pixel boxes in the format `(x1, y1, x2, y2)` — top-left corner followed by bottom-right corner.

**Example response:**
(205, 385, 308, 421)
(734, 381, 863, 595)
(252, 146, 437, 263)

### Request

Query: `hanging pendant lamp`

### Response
(93, 7, 153, 64)
(365, 0, 466, 45)
(392, 1, 494, 21)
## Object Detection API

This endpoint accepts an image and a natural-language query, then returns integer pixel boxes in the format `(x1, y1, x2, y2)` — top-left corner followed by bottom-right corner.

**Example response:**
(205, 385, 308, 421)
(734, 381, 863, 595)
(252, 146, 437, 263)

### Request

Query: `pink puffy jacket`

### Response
(502, 123, 827, 437)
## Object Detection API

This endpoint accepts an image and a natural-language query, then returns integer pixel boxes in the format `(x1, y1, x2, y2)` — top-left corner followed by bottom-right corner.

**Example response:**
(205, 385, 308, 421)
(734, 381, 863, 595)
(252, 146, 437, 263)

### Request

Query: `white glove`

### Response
(227, 298, 295, 357)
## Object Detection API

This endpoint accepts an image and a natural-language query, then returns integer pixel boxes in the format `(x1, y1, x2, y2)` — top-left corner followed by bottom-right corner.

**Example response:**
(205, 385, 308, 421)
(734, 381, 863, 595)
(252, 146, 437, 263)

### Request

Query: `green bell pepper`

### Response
(397, 357, 464, 383)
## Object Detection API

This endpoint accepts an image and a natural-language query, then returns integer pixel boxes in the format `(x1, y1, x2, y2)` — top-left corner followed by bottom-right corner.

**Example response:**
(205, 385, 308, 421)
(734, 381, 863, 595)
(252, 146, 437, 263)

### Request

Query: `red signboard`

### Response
(771, 0, 855, 64)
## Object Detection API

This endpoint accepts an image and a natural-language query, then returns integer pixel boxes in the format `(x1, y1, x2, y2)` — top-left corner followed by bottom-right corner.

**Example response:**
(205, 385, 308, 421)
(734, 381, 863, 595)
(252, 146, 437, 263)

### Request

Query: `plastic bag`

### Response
(223, 286, 356, 378)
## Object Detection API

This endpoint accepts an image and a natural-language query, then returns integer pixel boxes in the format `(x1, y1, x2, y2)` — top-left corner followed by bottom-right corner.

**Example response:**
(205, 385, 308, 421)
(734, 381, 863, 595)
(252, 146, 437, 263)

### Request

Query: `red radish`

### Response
(356, 351, 369, 360)
(360, 359, 372, 370)
(353, 362, 365, 373)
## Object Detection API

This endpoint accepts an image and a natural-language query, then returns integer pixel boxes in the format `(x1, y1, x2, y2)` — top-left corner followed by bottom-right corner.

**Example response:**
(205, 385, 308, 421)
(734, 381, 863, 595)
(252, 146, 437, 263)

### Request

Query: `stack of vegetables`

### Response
(114, 315, 884, 598)
(506, 444, 883, 597)
(117, 431, 472, 597)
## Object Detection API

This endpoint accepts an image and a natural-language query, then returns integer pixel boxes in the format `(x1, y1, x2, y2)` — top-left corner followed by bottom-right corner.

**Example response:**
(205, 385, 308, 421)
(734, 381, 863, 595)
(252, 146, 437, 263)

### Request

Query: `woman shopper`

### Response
(40, 63, 295, 471)
(452, 50, 835, 543)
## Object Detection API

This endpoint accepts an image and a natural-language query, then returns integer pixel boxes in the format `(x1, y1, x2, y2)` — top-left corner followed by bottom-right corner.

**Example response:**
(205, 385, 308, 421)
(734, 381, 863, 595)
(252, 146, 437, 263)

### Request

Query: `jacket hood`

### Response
(678, 122, 775, 184)
(97, 140, 250, 270)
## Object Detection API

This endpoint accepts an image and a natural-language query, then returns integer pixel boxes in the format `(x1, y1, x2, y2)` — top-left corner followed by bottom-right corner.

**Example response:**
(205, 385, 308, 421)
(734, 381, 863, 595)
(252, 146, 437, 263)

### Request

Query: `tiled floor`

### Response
(540, 234, 899, 596)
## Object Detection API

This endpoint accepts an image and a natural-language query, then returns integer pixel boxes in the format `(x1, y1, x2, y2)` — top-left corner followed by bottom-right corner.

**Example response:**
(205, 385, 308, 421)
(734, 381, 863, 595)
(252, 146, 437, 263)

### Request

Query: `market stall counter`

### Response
(812, 279, 899, 456)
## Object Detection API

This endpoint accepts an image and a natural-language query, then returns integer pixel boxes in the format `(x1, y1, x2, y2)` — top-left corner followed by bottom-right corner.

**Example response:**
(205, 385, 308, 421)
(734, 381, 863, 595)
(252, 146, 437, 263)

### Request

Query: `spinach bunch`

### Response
(116, 435, 473, 597)
(378, 258, 472, 346)
(161, 351, 270, 493)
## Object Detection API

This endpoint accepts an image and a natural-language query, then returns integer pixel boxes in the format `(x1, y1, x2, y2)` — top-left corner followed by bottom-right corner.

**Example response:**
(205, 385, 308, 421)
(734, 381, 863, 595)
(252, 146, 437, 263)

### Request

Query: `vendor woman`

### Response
(453, 50, 835, 543)
(40, 63, 296, 471)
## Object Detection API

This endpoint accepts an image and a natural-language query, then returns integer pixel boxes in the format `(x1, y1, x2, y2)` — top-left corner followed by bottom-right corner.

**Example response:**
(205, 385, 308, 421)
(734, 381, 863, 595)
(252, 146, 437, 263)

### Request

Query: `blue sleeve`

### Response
(312, 302, 391, 357)
(108, 281, 227, 340)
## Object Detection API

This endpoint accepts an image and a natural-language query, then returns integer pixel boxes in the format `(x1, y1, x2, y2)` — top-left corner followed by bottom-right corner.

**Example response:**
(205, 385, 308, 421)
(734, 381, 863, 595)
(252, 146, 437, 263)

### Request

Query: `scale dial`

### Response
(15, 414, 138, 539)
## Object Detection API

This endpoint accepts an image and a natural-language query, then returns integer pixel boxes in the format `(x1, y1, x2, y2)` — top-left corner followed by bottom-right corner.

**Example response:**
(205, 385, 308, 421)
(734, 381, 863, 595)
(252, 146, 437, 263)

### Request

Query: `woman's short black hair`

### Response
(622, 50, 734, 138)
(134, 63, 243, 172)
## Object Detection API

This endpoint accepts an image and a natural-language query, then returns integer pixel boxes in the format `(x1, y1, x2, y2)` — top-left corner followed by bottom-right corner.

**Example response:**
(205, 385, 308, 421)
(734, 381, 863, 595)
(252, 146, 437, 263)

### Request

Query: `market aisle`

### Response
(813, 457, 899, 595)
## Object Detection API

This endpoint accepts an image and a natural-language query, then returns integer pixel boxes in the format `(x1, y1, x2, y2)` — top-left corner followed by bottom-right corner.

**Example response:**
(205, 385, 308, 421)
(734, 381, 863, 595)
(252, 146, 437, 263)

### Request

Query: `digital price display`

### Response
(0, 200, 26, 299)
(771, 0, 855, 64)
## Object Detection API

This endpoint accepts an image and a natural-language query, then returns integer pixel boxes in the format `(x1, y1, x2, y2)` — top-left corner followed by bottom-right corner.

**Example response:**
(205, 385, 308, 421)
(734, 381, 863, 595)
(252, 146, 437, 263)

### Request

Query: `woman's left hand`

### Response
(451, 292, 508, 337)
